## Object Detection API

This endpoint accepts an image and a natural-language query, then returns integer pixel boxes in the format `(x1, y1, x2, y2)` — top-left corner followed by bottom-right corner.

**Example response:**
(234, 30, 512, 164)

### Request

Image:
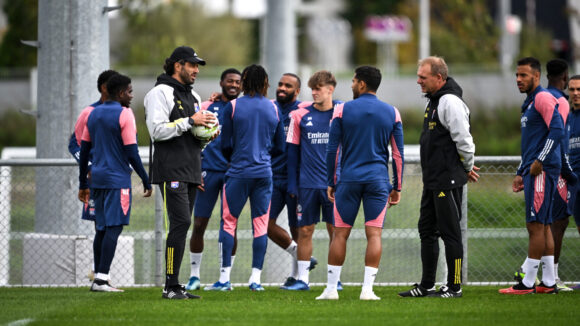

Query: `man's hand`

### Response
(467, 165, 480, 182)
(388, 190, 401, 208)
(208, 92, 221, 102)
(530, 159, 543, 176)
(143, 188, 153, 197)
(191, 111, 217, 127)
(327, 186, 335, 203)
(78, 189, 90, 203)
(512, 175, 524, 192)
(210, 129, 221, 141)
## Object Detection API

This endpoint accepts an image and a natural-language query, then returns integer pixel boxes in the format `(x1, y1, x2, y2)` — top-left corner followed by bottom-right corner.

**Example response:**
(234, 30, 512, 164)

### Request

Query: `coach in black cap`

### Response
(144, 46, 216, 300)
(169, 46, 206, 66)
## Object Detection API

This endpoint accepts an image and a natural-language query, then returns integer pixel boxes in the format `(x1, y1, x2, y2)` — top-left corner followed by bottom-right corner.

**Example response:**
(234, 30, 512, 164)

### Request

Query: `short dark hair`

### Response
(97, 70, 118, 93)
(241, 64, 269, 97)
(282, 73, 301, 88)
(106, 74, 132, 100)
(546, 59, 568, 77)
(570, 75, 580, 81)
(517, 57, 541, 73)
(221, 68, 241, 81)
(354, 66, 382, 92)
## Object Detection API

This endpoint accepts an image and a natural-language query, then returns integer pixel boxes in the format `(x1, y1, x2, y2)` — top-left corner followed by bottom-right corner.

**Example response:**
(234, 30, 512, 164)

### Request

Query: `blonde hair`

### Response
(418, 56, 448, 80)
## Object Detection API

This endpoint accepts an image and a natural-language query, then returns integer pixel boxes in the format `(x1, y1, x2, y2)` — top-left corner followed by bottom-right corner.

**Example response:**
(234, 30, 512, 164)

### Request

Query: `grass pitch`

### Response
(0, 286, 576, 326)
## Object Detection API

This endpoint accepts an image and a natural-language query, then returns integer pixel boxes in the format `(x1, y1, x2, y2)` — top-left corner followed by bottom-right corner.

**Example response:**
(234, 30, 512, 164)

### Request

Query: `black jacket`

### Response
(145, 74, 203, 185)
(419, 77, 469, 190)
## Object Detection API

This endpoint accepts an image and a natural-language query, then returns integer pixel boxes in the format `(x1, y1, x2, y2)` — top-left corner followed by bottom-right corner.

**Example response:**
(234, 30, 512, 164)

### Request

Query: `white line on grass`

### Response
(6, 319, 34, 326)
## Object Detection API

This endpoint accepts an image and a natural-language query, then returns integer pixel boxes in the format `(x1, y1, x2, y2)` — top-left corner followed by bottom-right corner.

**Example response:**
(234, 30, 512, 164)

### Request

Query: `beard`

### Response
(276, 90, 296, 104)
(180, 69, 194, 86)
(222, 86, 240, 101)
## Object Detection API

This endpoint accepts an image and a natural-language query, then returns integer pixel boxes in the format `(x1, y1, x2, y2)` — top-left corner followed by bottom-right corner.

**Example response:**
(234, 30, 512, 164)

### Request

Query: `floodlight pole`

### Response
(35, 0, 110, 234)
(419, 0, 430, 59)
(262, 0, 297, 98)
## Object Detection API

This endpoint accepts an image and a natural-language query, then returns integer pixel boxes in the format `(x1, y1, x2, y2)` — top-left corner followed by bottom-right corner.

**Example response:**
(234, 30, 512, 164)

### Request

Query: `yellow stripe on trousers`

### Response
(455, 258, 462, 284)
(167, 247, 174, 275)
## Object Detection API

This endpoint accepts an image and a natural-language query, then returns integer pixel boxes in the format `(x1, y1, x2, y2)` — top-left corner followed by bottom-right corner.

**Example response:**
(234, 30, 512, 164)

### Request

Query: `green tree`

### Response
(0, 0, 38, 67)
(116, 0, 254, 67)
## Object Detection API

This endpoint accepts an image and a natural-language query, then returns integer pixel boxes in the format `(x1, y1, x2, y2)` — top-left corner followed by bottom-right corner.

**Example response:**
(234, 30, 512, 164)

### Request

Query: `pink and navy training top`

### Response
(517, 86, 564, 176)
(287, 101, 339, 191)
(326, 93, 404, 190)
(220, 95, 286, 178)
(79, 101, 150, 190)
(568, 108, 580, 170)
(200, 99, 229, 172)
(68, 100, 101, 163)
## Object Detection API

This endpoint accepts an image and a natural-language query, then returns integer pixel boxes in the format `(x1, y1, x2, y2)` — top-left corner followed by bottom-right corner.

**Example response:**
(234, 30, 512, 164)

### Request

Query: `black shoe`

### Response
(427, 285, 462, 298)
(180, 285, 201, 299)
(281, 277, 297, 288)
(162, 286, 189, 300)
(308, 257, 318, 271)
(398, 283, 435, 297)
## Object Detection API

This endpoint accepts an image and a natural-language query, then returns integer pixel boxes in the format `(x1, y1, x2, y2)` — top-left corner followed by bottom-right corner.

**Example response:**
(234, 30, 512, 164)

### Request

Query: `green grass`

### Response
(0, 286, 577, 326)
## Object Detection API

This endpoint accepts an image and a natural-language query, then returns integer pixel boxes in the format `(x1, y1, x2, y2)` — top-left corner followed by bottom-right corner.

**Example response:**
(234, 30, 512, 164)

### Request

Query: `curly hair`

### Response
(241, 64, 269, 97)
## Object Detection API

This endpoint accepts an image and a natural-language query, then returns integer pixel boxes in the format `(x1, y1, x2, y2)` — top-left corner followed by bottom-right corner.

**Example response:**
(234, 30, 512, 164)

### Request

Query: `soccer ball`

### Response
(191, 111, 219, 140)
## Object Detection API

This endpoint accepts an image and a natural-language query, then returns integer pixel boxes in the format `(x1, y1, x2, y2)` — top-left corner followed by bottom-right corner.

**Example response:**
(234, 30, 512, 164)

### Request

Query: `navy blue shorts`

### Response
(296, 188, 333, 227)
(333, 181, 391, 228)
(194, 170, 225, 218)
(269, 177, 298, 228)
(552, 175, 571, 221)
(92, 188, 131, 231)
(523, 172, 558, 225)
(567, 183, 580, 226)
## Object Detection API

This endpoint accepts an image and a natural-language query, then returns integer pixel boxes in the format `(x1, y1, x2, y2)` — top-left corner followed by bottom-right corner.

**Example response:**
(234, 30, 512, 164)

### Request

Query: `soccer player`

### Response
(144, 46, 217, 300)
(543, 59, 575, 292)
(78, 73, 152, 292)
(568, 75, 580, 291)
(499, 57, 564, 295)
(317, 66, 404, 300)
(399, 56, 478, 298)
(186, 68, 242, 291)
(283, 70, 340, 290)
(269, 73, 318, 287)
(209, 64, 285, 291)
(68, 69, 118, 281)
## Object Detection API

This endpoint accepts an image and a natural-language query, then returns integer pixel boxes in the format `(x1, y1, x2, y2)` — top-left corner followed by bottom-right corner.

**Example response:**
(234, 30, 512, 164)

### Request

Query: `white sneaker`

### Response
(315, 288, 339, 300)
(360, 289, 380, 300)
(556, 279, 573, 292)
(90, 279, 124, 292)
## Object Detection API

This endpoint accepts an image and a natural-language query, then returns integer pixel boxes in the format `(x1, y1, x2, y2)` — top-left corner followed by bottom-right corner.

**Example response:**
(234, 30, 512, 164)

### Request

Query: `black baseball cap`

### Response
(169, 46, 206, 66)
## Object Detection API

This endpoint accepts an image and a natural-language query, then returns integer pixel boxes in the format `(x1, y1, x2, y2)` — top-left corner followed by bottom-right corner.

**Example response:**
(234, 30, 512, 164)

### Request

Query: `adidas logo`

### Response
(192, 262, 197, 265)
(438, 192, 445, 198)
(328, 270, 333, 274)
(221, 269, 225, 273)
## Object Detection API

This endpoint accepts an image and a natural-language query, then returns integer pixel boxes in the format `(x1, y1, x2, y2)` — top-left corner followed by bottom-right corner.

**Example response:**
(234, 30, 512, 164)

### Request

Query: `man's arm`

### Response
(390, 107, 404, 192)
(530, 92, 565, 175)
(120, 109, 152, 195)
(438, 95, 475, 173)
(144, 86, 193, 141)
(326, 104, 344, 189)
